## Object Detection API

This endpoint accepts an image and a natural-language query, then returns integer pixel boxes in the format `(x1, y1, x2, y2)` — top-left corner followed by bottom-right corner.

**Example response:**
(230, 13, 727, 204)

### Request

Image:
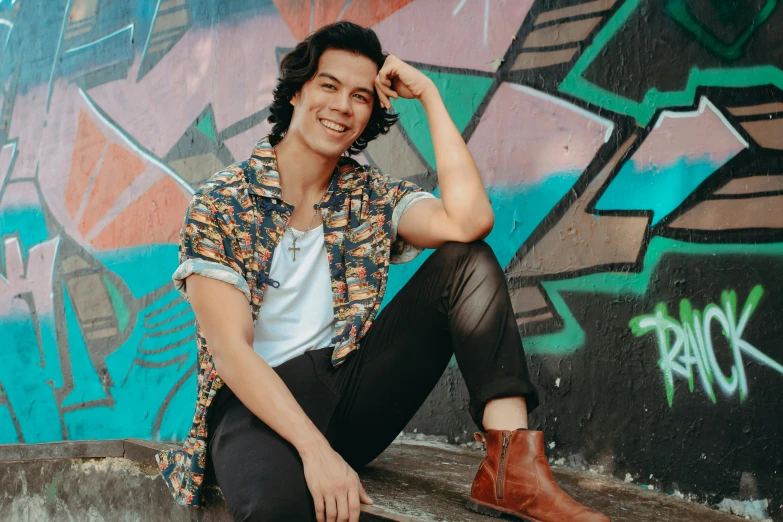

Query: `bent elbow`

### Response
(468, 211, 494, 241)
(477, 213, 494, 239)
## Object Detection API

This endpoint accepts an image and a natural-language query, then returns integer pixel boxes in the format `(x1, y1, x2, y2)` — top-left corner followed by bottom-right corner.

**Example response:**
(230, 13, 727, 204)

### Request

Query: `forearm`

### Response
(421, 87, 493, 237)
(212, 343, 327, 456)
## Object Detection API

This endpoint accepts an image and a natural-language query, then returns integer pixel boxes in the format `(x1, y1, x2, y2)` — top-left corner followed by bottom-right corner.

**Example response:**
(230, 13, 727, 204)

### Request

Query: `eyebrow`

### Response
(317, 72, 375, 97)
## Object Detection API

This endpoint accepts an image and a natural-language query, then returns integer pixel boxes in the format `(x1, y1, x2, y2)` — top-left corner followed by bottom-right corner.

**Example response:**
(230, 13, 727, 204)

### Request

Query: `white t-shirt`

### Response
(253, 224, 335, 367)
(253, 191, 436, 367)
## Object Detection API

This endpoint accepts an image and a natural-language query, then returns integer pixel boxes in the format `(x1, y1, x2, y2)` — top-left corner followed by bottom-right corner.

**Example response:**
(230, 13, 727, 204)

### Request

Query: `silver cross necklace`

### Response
(287, 204, 321, 261)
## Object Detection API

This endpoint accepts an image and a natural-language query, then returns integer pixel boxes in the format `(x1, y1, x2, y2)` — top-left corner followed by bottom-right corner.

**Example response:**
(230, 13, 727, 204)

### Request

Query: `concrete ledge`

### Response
(0, 439, 178, 465)
(0, 457, 233, 522)
(0, 439, 424, 522)
(0, 440, 125, 461)
(0, 439, 748, 522)
(122, 438, 178, 465)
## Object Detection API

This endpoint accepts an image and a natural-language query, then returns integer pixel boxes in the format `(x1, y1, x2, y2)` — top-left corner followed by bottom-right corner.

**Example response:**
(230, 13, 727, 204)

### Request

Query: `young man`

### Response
(156, 22, 609, 522)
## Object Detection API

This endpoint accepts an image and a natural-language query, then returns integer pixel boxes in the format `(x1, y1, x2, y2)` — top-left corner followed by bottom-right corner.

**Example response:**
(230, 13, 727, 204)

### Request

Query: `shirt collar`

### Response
(246, 135, 365, 200)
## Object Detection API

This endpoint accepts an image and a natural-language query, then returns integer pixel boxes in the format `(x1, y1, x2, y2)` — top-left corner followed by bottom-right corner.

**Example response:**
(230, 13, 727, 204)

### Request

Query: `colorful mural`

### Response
(1, 0, 782, 517)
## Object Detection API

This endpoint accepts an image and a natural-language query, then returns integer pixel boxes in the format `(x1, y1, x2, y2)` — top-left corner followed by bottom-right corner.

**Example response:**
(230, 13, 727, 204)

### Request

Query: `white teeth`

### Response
(320, 119, 346, 132)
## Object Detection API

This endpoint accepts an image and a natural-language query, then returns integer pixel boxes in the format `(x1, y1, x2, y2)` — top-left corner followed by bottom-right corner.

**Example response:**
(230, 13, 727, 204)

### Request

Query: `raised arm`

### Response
(374, 56, 494, 248)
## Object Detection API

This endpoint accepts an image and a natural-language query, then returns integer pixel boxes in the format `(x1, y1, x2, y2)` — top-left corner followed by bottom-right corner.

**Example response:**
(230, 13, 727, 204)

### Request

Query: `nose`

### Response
(329, 91, 352, 115)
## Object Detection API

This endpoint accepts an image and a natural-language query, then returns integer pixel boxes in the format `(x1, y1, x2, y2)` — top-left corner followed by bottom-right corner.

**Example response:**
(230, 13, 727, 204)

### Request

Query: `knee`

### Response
(432, 241, 502, 278)
(434, 240, 493, 261)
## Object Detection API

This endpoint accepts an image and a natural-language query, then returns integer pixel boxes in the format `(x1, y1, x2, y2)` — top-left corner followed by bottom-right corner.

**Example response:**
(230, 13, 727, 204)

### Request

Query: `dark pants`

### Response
(207, 241, 538, 521)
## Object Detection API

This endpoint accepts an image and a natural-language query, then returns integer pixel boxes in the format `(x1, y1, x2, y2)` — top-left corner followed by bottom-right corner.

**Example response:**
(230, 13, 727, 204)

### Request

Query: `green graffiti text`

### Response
(630, 286, 783, 406)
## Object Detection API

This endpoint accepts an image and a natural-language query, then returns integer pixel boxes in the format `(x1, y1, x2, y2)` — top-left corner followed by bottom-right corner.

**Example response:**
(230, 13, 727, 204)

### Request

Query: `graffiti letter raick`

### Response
(630, 286, 783, 406)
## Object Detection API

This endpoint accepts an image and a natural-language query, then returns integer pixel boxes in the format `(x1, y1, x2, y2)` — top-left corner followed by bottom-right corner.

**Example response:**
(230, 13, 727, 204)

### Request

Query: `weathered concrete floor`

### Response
(361, 440, 746, 522)
(0, 438, 746, 521)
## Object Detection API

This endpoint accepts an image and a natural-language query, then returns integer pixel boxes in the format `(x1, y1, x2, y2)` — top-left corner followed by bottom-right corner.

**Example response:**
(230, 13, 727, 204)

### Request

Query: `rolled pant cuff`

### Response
(470, 377, 540, 432)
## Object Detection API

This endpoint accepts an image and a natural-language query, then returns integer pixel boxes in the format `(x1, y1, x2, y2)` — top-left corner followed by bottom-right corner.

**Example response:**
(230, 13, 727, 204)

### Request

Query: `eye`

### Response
(323, 83, 336, 90)
(353, 93, 368, 102)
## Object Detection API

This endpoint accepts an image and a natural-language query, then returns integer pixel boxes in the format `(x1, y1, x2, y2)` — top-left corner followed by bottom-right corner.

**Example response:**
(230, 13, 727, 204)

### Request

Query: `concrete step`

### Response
(362, 440, 749, 522)
(0, 439, 746, 521)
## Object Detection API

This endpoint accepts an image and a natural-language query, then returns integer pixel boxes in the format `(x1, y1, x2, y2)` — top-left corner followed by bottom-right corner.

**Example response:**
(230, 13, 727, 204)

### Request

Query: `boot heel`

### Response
(467, 499, 534, 521)
(466, 499, 505, 517)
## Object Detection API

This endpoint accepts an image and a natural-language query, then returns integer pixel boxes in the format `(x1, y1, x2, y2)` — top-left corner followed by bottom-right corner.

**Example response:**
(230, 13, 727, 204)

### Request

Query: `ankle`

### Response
(482, 397, 529, 431)
(482, 424, 528, 432)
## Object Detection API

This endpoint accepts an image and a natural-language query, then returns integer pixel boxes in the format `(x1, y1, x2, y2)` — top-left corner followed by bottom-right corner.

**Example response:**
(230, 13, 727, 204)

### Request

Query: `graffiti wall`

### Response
(2, 0, 782, 517)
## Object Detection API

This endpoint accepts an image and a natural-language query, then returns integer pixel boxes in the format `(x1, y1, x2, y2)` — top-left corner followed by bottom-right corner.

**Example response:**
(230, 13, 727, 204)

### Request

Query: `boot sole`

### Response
(466, 498, 540, 522)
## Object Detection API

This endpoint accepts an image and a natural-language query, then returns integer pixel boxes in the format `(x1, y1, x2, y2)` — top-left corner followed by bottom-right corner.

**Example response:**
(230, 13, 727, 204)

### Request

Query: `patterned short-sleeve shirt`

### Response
(155, 136, 434, 507)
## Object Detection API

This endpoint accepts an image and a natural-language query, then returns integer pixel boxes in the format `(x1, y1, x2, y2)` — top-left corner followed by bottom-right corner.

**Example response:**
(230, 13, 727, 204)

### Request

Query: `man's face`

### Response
(288, 49, 378, 159)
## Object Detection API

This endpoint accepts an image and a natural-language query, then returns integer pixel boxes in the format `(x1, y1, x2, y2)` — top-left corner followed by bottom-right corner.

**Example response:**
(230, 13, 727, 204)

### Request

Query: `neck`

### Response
(275, 132, 339, 203)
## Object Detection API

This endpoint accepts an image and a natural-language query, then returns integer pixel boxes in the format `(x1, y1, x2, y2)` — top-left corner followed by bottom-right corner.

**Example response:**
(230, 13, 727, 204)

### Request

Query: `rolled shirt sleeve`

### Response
(172, 194, 251, 303)
(384, 176, 437, 264)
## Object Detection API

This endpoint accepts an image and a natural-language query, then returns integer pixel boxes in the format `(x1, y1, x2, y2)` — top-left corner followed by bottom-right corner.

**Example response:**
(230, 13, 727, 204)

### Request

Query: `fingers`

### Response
(348, 485, 361, 522)
(379, 73, 398, 99)
(337, 491, 350, 522)
(359, 482, 373, 505)
(313, 492, 326, 522)
(325, 495, 338, 522)
(375, 66, 398, 110)
(377, 69, 397, 94)
(374, 81, 390, 110)
(374, 77, 396, 110)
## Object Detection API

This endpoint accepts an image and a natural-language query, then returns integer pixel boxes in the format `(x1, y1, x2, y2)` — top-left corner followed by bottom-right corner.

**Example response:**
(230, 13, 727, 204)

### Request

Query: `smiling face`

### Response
(288, 49, 378, 159)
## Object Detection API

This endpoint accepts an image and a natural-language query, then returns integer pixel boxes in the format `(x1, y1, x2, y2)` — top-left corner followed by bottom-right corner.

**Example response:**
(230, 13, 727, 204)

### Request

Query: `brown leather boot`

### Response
(467, 430, 610, 522)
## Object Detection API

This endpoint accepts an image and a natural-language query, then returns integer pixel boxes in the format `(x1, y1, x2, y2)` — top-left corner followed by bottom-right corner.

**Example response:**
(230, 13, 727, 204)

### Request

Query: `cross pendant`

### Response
(288, 239, 301, 261)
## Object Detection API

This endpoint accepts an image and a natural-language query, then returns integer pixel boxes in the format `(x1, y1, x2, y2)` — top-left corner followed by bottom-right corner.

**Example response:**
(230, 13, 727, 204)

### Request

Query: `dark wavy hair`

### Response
(268, 21, 398, 155)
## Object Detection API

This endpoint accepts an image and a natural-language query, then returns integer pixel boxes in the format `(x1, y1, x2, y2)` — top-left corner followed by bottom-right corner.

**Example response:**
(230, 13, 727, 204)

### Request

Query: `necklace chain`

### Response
(287, 197, 324, 261)
(288, 208, 319, 240)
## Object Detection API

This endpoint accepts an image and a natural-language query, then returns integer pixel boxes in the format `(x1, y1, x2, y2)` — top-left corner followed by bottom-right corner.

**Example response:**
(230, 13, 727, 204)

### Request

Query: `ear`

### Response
(290, 91, 300, 107)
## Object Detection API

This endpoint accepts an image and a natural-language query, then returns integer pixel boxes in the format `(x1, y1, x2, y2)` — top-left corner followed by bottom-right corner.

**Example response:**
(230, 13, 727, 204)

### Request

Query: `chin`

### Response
(312, 143, 344, 159)
(312, 136, 350, 158)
